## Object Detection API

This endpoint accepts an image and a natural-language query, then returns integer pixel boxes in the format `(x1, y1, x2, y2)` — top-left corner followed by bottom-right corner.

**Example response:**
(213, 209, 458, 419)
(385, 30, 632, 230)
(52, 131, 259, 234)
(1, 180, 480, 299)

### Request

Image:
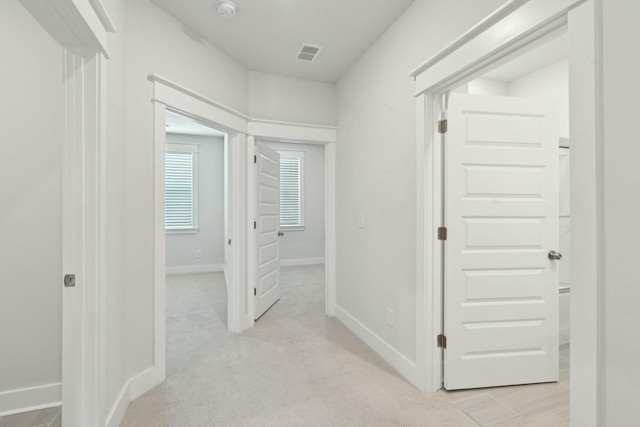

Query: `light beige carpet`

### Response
(121, 266, 479, 426)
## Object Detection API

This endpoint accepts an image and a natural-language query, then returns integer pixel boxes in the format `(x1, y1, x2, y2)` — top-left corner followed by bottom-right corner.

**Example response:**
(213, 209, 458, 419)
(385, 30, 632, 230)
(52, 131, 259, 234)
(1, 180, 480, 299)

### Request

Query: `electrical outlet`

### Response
(386, 309, 394, 327)
(195, 250, 201, 258)
(358, 213, 364, 228)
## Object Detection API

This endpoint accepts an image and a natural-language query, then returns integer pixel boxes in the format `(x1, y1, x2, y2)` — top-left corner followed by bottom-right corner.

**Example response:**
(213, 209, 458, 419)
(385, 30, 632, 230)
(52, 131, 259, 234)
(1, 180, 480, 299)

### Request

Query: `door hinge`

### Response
(228, 239, 232, 245)
(64, 274, 76, 288)
(254, 155, 257, 164)
(437, 334, 447, 349)
(438, 227, 447, 241)
(254, 221, 257, 230)
(254, 288, 257, 296)
(438, 119, 448, 134)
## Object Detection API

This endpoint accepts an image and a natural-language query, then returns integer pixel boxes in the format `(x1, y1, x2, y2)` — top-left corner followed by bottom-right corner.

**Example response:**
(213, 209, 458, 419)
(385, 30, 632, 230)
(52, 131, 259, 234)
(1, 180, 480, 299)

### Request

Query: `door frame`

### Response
(17, 0, 114, 425)
(149, 75, 338, 395)
(248, 121, 337, 319)
(410, 0, 602, 425)
(148, 74, 250, 396)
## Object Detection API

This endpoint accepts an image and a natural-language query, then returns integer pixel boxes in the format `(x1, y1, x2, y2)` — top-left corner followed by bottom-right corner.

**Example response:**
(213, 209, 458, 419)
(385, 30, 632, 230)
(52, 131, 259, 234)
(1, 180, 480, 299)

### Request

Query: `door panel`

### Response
(444, 94, 559, 390)
(255, 142, 281, 319)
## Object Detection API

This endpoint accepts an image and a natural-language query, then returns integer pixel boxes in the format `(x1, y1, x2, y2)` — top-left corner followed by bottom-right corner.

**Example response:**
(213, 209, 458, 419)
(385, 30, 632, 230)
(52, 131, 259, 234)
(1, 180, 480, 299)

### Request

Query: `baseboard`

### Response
(128, 366, 164, 402)
(105, 380, 131, 427)
(105, 365, 164, 427)
(165, 263, 224, 275)
(0, 383, 61, 417)
(280, 257, 325, 267)
(334, 305, 418, 386)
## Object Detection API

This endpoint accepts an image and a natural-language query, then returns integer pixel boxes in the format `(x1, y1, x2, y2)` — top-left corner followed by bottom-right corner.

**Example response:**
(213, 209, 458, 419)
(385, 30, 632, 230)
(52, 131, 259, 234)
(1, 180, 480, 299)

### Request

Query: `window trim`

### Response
(165, 142, 199, 233)
(277, 149, 305, 230)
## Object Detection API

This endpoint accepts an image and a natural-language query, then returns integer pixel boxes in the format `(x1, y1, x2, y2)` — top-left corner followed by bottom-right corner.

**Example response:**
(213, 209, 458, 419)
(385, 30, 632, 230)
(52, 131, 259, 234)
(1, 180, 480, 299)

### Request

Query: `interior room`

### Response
(261, 139, 327, 319)
(1, 0, 638, 426)
(163, 111, 229, 377)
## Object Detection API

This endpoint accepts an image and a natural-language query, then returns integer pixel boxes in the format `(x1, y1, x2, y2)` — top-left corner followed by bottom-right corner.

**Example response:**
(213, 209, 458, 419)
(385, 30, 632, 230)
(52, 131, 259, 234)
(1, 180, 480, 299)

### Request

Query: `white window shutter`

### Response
(278, 150, 304, 228)
(165, 143, 198, 230)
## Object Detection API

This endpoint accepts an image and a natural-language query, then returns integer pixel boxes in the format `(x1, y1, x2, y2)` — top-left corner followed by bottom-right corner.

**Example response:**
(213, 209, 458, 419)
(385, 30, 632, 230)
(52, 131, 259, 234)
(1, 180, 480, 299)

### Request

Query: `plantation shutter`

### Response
(278, 151, 304, 227)
(165, 144, 198, 229)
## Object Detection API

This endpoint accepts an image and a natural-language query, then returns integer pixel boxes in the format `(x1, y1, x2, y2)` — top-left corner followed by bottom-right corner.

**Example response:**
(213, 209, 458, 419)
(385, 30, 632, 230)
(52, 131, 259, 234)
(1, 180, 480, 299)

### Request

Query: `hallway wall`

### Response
(249, 71, 337, 126)
(0, 0, 65, 414)
(0, 0, 64, 414)
(102, 0, 130, 418)
(601, 1, 640, 424)
(335, 0, 505, 383)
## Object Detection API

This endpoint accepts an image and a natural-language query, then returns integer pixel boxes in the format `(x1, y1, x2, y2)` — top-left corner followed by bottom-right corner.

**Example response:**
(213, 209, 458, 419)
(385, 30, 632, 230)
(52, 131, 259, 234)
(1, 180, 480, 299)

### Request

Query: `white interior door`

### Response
(255, 142, 281, 319)
(443, 94, 559, 390)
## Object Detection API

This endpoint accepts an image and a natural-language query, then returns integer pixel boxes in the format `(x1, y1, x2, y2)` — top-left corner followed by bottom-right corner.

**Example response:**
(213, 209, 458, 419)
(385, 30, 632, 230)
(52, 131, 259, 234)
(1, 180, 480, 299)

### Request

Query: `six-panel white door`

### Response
(255, 142, 281, 319)
(443, 94, 560, 390)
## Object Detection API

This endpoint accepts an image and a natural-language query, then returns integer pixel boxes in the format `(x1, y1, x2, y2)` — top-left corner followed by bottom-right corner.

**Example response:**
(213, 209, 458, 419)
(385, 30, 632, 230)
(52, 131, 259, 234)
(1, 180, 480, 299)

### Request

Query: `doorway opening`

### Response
(437, 28, 572, 423)
(164, 110, 231, 377)
(253, 139, 327, 322)
(410, 2, 600, 425)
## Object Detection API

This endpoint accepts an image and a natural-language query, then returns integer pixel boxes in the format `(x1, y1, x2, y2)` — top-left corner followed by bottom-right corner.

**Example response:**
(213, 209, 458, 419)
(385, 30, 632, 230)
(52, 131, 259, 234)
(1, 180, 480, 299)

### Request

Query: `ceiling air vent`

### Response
(297, 44, 322, 62)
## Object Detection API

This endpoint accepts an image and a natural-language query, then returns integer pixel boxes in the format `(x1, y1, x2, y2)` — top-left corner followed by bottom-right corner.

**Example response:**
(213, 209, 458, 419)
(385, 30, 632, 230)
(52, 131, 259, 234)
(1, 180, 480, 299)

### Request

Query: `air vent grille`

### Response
(297, 44, 322, 62)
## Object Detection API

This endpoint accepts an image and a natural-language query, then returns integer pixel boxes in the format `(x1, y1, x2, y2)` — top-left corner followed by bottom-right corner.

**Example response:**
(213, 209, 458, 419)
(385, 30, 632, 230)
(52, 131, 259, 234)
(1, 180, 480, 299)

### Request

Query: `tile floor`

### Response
(441, 344, 570, 426)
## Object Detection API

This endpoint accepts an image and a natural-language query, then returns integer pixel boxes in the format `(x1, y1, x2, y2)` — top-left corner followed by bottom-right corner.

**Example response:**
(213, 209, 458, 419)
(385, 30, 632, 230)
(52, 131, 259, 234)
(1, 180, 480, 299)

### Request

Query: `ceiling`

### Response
(165, 110, 226, 136)
(483, 30, 568, 82)
(149, 0, 416, 82)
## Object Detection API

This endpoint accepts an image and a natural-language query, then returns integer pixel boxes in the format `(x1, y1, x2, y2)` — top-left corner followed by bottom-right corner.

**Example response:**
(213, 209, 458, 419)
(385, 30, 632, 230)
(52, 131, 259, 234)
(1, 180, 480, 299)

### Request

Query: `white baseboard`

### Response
(166, 263, 224, 275)
(105, 366, 164, 427)
(280, 257, 325, 267)
(334, 305, 418, 386)
(105, 380, 130, 427)
(128, 366, 164, 402)
(0, 383, 61, 417)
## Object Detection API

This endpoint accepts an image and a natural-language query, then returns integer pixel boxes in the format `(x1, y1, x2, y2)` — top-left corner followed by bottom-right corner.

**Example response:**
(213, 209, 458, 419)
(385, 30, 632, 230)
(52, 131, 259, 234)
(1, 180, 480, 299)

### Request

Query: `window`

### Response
(165, 143, 198, 232)
(278, 150, 304, 229)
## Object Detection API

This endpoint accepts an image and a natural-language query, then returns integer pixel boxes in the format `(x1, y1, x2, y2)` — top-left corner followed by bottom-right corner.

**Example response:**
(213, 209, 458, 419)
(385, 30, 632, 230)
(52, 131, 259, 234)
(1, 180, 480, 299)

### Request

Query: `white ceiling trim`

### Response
(149, 73, 337, 138)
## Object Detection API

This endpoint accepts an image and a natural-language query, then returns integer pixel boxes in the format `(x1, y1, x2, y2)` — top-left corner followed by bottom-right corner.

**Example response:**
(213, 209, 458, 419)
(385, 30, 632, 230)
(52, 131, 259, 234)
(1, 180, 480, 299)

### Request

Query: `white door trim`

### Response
(17, 0, 114, 425)
(411, 1, 602, 425)
(248, 120, 337, 318)
(148, 75, 250, 399)
(149, 75, 338, 401)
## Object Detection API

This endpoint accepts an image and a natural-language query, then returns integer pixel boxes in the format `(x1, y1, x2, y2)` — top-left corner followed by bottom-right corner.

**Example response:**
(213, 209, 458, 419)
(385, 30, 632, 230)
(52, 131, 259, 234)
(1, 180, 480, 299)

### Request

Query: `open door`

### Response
(255, 142, 281, 319)
(442, 94, 560, 390)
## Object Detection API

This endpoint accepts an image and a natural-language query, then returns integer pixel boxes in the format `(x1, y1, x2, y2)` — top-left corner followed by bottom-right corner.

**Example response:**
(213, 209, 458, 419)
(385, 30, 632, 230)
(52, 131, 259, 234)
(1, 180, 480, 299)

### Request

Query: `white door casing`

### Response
(443, 94, 559, 390)
(255, 142, 281, 319)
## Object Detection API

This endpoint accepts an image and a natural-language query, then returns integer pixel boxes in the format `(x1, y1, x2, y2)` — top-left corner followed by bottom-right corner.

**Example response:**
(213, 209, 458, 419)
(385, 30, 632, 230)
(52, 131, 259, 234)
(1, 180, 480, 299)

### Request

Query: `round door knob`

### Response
(548, 251, 562, 260)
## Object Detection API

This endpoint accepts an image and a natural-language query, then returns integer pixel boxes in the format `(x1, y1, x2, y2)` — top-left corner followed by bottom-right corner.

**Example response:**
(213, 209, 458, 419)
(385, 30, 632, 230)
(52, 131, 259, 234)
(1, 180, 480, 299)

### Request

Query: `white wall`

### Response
(264, 141, 325, 264)
(601, 1, 640, 424)
(102, 0, 130, 418)
(468, 60, 570, 138)
(249, 71, 337, 126)
(468, 78, 509, 96)
(0, 0, 64, 413)
(124, 0, 250, 377)
(166, 134, 225, 271)
(335, 0, 505, 369)
(508, 60, 570, 139)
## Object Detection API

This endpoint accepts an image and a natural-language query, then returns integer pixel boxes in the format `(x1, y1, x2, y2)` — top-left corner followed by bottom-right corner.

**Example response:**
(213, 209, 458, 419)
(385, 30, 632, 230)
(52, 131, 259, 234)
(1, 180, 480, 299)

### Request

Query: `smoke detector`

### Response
(217, 1, 238, 18)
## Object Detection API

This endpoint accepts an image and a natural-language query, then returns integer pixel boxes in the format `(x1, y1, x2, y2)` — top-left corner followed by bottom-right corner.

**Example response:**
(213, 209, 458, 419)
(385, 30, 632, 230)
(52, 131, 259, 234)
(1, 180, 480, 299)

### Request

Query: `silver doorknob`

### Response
(278, 231, 284, 237)
(548, 251, 562, 260)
